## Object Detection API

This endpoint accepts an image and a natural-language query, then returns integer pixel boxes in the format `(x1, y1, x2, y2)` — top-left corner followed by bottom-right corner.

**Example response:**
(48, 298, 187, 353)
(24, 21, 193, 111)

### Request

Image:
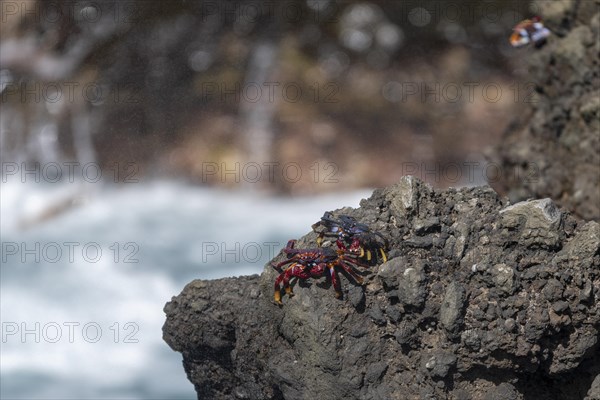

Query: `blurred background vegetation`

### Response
(1, 0, 538, 194)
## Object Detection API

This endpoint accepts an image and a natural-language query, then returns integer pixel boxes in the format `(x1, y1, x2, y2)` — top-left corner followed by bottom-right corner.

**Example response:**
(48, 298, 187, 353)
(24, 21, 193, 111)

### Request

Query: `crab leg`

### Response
(328, 263, 342, 298)
(274, 263, 314, 304)
(274, 264, 298, 304)
(316, 232, 325, 247)
(337, 258, 364, 285)
(288, 265, 313, 296)
(274, 266, 293, 304)
(379, 248, 387, 263)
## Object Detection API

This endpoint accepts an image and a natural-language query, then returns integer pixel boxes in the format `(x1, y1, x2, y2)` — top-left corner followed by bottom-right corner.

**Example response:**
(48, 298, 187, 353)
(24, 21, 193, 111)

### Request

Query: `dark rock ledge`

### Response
(163, 177, 600, 400)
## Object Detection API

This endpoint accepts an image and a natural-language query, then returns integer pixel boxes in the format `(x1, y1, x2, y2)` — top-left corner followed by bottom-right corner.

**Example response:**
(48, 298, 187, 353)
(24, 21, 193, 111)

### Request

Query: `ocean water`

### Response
(0, 178, 370, 399)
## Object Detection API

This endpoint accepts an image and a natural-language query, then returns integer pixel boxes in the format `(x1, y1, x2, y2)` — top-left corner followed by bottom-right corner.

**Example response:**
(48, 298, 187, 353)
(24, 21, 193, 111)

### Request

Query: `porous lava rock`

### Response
(163, 176, 600, 400)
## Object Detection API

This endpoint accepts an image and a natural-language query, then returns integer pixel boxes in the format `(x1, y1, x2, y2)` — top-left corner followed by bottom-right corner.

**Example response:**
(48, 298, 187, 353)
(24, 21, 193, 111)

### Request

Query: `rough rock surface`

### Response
(163, 177, 600, 400)
(491, 0, 600, 221)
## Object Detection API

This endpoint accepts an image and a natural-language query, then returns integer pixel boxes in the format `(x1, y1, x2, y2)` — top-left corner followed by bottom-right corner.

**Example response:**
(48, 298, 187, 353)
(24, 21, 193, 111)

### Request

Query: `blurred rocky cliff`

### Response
(492, 0, 600, 220)
(2, 0, 535, 192)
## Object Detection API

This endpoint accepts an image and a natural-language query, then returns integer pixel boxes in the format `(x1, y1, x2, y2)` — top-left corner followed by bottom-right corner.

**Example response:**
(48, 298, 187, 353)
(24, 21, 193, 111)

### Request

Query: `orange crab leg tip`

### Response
(366, 250, 372, 261)
(335, 291, 342, 299)
(274, 291, 282, 304)
(285, 286, 293, 295)
(359, 248, 365, 258)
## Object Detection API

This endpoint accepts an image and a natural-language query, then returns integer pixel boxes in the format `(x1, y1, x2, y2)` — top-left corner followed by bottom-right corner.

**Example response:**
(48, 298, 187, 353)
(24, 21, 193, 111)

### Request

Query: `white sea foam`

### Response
(1, 178, 371, 398)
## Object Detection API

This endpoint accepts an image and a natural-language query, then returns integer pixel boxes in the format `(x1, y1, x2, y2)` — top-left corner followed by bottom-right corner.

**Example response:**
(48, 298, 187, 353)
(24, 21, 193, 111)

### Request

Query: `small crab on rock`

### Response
(312, 212, 389, 264)
(509, 16, 551, 47)
(271, 239, 368, 305)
